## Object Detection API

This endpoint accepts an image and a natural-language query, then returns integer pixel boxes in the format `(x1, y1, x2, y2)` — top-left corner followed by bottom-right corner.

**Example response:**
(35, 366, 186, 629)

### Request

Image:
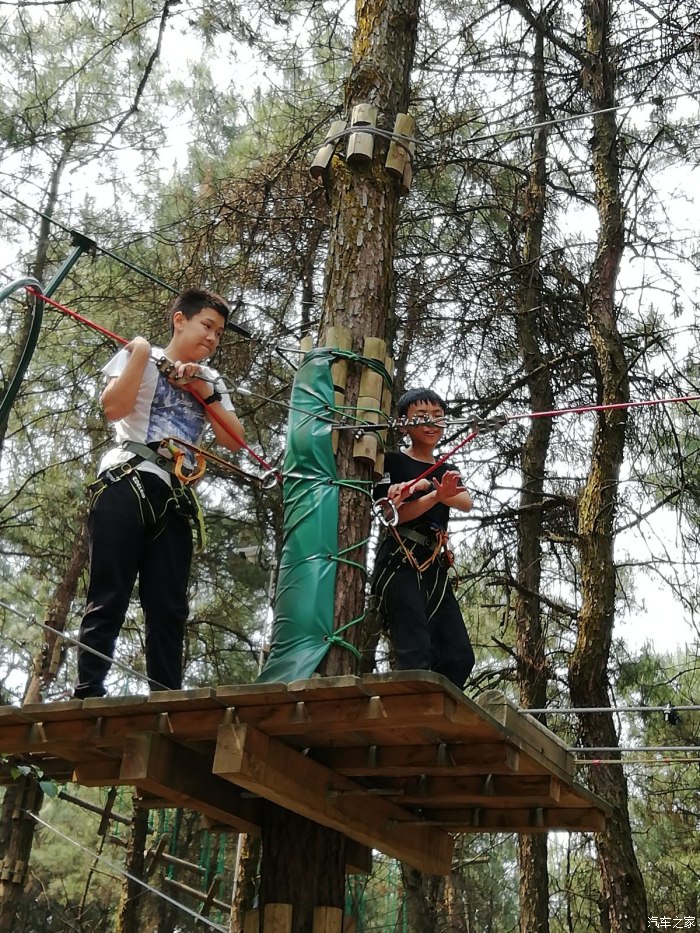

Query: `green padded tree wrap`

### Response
(257, 348, 340, 683)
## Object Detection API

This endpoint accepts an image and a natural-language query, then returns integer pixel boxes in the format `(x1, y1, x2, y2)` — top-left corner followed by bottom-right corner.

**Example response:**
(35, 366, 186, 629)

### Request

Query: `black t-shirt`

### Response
(373, 450, 460, 532)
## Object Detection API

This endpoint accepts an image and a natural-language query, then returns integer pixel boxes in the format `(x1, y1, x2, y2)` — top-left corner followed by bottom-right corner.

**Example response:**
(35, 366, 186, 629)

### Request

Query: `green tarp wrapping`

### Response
(257, 348, 340, 683)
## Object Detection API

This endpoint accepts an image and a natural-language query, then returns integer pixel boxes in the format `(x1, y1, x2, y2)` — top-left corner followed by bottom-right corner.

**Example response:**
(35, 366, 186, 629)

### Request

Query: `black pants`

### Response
(75, 471, 192, 698)
(373, 539, 475, 689)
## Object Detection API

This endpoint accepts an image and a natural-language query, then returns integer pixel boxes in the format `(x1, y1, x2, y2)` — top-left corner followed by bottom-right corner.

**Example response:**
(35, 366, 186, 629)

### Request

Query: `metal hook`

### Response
(261, 469, 280, 490)
(372, 496, 399, 528)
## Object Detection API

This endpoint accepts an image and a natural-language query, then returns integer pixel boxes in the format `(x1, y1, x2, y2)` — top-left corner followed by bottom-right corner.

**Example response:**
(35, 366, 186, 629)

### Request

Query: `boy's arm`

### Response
(101, 338, 151, 421)
(171, 367, 246, 453)
(394, 471, 473, 522)
(202, 400, 246, 453)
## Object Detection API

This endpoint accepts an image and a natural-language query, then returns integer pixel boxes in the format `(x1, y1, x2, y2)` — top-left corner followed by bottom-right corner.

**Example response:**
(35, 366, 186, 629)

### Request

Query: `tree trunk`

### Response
(0, 777, 44, 933)
(24, 515, 89, 704)
(258, 0, 421, 923)
(0, 517, 89, 931)
(230, 834, 261, 933)
(568, 0, 647, 928)
(509, 23, 553, 933)
(115, 804, 150, 933)
(400, 864, 443, 933)
(260, 804, 346, 933)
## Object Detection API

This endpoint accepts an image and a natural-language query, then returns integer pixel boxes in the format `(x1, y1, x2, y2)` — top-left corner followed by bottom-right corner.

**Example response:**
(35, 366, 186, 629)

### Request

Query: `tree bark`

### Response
(115, 804, 150, 933)
(568, 0, 647, 928)
(260, 804, 346, 933)
(230, 834, 261, 933)
(509, 23, 553, 933)
(0, 777, 44, 933)
(400, 864, 443, 933)
(24, 515, 89, 704)
(257, 0, 421, 923)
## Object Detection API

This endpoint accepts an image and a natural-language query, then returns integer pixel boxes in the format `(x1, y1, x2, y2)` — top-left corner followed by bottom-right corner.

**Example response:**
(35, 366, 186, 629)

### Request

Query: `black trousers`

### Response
(373, 539, 475, 689)
(75, 471, 192, 698)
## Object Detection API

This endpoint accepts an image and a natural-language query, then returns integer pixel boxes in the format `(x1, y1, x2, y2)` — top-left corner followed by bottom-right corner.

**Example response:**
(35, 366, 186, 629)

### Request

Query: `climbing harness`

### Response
(388, 525, 454, 574)
(87, 441, 208, 550)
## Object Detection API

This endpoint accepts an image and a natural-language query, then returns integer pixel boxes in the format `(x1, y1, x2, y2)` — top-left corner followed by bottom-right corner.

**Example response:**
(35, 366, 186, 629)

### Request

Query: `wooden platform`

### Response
(0, 673, 609, 875)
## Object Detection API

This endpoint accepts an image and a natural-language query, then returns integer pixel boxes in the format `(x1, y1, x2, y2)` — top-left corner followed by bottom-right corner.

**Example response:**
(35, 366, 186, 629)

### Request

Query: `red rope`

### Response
(26, 286, 277, 475)
(28, 287, 128, 345)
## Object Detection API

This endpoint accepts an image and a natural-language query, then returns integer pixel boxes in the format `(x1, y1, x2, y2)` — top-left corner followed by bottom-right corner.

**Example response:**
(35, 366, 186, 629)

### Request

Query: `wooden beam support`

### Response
(119, 732, 261, 834)
(213, 723, 454, 875)
(392, 806, 606, 833)
(382, 774, 562, 807)
(312, 742, 520, 776)
(476, 691, 575, 781)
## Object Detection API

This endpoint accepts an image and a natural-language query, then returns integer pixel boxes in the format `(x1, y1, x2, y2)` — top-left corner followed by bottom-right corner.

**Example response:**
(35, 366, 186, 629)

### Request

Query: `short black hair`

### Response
(168, 288, 230, 333)
(397, 388, 447, 417)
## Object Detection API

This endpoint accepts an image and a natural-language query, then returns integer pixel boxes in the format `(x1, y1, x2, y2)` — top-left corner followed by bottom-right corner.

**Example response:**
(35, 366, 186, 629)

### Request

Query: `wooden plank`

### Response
(244, 909, 260, 933)
(0, 706, 33, 725)
(82, 695, 149, 716)
(229, 691, 467, 739)
(287, 676, 371, 701)
(476, 691, 575, 781)
(0, 720, 100, 755)
(213, 723, 454, 876)
(216, 683, 291, 707)
(396, 806, 606, 833)
(312, 742, 520, 776)
(146, 687, 225, 713)
(313, 906, 343, 933)
(21, 699, 94, 721)
(74, 758, 131, 787)
(119, 732, 261, 834)
(263, 904, 292, 933)
(361, 671, 465, 700)
(380, 774, 562, 807)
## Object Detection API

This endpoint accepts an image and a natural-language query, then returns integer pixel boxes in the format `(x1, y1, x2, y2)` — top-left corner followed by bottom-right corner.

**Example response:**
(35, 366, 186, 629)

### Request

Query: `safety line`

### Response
(25, 811, 229, 933)
(577, 756, 700, 766)
(573, 745, 700, 753)
(0, 186, 292, 347)
(23, 286, 278, 477)
(389, 389, 700, 506)
(0, 598, 170, 693)
(521, 704, 700, 715)
(320, 89, 697, 154)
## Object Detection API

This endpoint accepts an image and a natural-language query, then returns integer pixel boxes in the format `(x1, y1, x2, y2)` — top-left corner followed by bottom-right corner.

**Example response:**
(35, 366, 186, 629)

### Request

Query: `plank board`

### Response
(0, 674, 610, 871)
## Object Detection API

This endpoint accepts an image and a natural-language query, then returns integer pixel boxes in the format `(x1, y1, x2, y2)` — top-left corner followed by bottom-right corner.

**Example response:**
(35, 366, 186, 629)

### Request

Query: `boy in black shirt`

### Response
(373, 388, 475, 688)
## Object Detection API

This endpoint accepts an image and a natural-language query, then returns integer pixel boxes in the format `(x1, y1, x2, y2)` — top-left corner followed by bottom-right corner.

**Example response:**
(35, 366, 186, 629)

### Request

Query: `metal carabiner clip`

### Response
(260, 469, 280, 490)
(372, 496, 399, 528)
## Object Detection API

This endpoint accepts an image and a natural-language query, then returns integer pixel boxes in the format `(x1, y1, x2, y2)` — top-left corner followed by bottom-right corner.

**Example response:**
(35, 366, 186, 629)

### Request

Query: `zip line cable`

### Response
(319, 89, 698, 160)
(373, 391, 700, 524)
(0, 598, 170, 693)
(16, 285, 700, 496)
(520, 704, 700, 715)
(25, 811, 229, 933)
(0, 185, 300, 350)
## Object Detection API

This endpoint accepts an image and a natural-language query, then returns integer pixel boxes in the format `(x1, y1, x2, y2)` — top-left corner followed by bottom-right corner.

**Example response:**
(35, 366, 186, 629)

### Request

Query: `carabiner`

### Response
(260, 469, 280, 490)
(174, 450, 207, 484)
(372, 496, 399, 528)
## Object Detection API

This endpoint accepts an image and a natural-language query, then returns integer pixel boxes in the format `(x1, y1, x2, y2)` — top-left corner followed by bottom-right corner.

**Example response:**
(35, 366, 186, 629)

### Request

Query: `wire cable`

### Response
(0, 598, 168, 693)
(26, 811, 229, 933)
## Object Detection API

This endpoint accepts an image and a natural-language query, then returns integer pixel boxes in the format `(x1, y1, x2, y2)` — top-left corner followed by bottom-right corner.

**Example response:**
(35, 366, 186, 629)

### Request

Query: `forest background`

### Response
(0, 0, 699, 929)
